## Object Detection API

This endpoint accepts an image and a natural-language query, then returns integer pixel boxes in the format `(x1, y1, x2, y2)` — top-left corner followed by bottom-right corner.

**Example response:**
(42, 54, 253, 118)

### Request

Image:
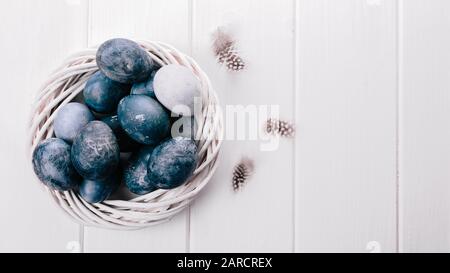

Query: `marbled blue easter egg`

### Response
(153, 64, 201, 116)
(79, 169, 121, 203)
(130, 69, 158, 98)
(71, 121, 120, 180)
(96, 38, 154, 84)
(101, 115, 139, 152)
(32, 138, 80, 191)
(147, 137, 198, 189)
(83, 71, 130, 113)
(54, 102, 94, 143)
(123, 146, 156, 195)
(117, 95, 170, 145)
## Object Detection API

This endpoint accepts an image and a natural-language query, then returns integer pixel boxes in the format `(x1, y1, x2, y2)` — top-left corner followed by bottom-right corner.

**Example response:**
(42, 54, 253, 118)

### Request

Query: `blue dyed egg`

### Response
(101, 115, 139, 152)
(117, 95, 170, 145)
(54, 102, 94, 143)
(83, 71, 130, 113)
(79, 169, 121, 203)
(32, 138, 80, 191)
(123, 146, 156, 195)
(96, 38, 154, 84)
(130, 69, 157, 98)
(147, 137, 198, 189)
(71, 121, 120, 180)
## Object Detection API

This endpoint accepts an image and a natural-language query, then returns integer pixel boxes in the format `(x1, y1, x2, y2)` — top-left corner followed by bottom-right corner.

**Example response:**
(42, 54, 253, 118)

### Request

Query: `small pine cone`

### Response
(232, 157, 254, 191)
(265, 118, 295, 138)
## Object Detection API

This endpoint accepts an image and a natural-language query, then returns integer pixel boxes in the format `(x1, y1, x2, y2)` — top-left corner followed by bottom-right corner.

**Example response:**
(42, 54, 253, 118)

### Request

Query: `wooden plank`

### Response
(295, 0, 397, 252)
(84, 0, 189, 252)
(84, 216, 187, 252)
(88, 0, 190, 53)
(189, 0, 295, 252)
(0, 0, 87, 252)
(400, 0, 450, 252)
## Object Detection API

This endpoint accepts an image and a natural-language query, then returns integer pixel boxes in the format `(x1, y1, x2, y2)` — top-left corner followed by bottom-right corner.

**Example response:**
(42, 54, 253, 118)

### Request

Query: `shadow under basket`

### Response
(28, 40, 223, 230)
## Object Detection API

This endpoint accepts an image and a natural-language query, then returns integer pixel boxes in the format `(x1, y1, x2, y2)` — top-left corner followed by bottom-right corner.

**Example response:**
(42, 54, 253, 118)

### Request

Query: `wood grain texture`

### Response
(400, 0, 450, 252)
(0, 0, 87, 252)
(295, 0, 397, 252)
(84, 0, 189, 252)
(189, 0, 295, 252)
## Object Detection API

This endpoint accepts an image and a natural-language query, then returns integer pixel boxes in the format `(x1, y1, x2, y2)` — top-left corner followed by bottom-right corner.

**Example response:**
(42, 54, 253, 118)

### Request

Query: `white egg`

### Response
(153, 64, 201, 116)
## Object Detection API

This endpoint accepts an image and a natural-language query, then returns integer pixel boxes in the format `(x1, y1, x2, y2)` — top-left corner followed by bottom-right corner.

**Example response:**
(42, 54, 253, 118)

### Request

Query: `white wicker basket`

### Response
(28, 40, 223, 230)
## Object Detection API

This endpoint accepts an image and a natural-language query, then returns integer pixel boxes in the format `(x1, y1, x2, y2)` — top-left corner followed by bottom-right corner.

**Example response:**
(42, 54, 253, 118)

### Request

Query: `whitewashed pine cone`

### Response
(28, 41, 223, 230)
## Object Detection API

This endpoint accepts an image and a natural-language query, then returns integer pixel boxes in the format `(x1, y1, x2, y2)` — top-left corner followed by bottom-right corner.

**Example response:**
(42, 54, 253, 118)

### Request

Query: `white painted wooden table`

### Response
(0, 0, 449, 253)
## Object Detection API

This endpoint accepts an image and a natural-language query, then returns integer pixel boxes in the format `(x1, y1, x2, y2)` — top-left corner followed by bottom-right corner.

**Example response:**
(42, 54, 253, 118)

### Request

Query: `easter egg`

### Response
(123, 146, 156, 195)
(101, 115, 139, 152)
(32, 138, 80, 191)
(54, 102, 94, 143)
(117, 95, 170, 145)
(96, 38, 154, 84)
(147, 137, 197, 189)
(153, 64, 201, 116)
(79, 169, 121, 203)
(83, 71, 130, 113)
(71, 121, 120, 180)
(130, 69, 157, 98)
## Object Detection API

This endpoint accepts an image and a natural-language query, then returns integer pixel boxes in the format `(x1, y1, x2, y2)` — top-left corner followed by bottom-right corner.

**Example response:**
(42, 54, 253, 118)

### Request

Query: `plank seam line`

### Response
(396, 0, 404, 254)
(80, 0, 91, 253)
(292, 0, 299, 253)
(186, 0, 195, 254)
(87, 0, 93, 47)
(79, 224, 85, 253)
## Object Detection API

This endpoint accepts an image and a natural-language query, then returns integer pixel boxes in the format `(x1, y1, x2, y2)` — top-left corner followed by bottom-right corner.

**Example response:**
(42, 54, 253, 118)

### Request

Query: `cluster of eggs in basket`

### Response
(32, 38, 201, 203)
